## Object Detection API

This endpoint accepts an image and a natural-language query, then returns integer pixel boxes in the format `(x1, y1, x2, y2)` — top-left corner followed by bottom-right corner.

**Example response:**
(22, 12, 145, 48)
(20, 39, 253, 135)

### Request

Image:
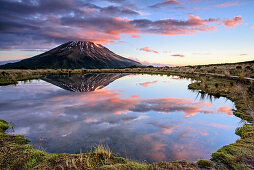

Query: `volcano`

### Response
(1, 41, 141, 69)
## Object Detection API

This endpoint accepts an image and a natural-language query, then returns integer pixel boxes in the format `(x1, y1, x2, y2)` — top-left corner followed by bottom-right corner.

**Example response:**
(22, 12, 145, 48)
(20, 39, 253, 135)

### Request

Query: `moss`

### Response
(149, 161, 198, 170)
(234, 111, 253, 122)
(197, 160, 214, 168)
(0, 120, 9, 132)
(101, 162, 148, 170)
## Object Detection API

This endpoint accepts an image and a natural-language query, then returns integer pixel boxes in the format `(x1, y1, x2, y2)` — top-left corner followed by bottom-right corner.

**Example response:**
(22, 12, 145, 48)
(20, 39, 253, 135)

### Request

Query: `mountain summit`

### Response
(1, 41, 142, 69)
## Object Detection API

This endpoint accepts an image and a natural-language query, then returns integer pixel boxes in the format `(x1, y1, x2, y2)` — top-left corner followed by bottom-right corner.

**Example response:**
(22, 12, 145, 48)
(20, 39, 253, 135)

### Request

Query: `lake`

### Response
(0, 74, 241, 163)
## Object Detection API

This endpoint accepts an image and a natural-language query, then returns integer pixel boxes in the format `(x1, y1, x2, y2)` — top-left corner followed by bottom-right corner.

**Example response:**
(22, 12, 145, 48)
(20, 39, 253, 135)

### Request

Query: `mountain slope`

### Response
(0, 41, 141, 69)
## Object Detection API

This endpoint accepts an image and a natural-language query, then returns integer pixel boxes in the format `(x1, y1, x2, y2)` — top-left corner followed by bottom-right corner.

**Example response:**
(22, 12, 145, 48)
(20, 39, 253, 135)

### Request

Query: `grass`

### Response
(197, 160, 214, 168)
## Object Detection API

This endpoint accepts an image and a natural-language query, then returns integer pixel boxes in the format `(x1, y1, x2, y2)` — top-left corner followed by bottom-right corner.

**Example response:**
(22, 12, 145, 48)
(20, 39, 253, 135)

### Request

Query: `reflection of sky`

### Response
(0, 74, 241, 163)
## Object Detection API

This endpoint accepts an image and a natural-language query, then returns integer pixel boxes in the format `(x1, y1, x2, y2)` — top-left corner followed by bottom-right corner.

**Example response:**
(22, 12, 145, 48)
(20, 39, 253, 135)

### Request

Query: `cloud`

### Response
(149, 0, 183, 8)
(213, 2, 239, 8)
(0, 0, 221, 50)
(222, 16, 243, 27)
(240, 54, 248, 56)
(100, 5, 140, 16)
(139, 81, 158, 87)
(140, 46, 159, 53)
(128, 57, 175, 67)
(131, 14, 218, 36)
(172, 54, 185, 57)
(131, 34, 141, 38)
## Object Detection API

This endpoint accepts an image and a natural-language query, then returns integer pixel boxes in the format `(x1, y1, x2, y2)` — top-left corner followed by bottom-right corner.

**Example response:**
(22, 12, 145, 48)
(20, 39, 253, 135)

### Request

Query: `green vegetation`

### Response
(0, 69, 86, 85)
(197, 160, 214, 168)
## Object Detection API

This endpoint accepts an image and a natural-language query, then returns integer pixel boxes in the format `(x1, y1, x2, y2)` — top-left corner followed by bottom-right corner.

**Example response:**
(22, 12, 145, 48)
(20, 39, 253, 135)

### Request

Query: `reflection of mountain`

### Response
(41, 73, 127, 92)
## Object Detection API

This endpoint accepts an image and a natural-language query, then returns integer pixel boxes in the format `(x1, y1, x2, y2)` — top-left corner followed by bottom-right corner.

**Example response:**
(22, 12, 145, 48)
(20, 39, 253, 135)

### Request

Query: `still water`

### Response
(0, 74, 241, 163)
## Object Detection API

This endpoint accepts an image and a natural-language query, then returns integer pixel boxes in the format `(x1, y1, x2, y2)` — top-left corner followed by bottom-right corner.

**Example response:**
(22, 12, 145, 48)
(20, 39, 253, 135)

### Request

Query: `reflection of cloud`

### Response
(139, 81, 158, 87)
(84, 118, 98, 123)
(14, 127, 30, 135)
(149, 122, 179, 135)
(200, 131, 209, 136)
(0, 77, 239, 163)
(131, 98, 216, 117)
(207, 123, 232, 129)
(178, 128, 195, 138)
(217, 106, 232, 116)
(142, 133, 167, 162)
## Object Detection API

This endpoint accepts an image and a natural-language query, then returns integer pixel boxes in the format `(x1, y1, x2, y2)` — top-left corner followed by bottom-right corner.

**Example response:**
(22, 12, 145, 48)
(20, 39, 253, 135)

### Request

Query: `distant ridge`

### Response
(0, 41, 142, 69)
(0, 60, 21, 66)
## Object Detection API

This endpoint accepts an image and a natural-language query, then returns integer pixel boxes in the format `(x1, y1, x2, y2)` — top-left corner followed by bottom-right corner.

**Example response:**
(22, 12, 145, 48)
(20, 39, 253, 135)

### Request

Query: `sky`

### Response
(0, 0, 253, 66)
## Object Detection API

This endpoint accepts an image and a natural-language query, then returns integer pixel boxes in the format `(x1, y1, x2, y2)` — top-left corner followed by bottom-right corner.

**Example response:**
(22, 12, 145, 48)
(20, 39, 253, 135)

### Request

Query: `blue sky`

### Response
(0, 0, 253, 65)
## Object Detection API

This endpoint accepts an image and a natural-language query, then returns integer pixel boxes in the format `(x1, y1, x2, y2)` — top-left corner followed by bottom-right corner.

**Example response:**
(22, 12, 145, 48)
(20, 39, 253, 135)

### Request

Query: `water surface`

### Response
(0, 74, 241, 162)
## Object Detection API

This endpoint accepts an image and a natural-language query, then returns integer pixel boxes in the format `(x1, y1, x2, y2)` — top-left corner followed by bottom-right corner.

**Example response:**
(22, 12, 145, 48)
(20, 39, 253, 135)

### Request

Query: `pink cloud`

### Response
(131, 34, 141, 38)
(222, 16, 243, 27)
(51, 89, 233, 118)
(140, 46, 159, 53)
(200, 131, 209, 136)
(142, 134, 167, 161)
(207, 123, 232, 129)
(213, 2, 239, 8)
(150, 0, 183, 8)
(217, 106, 233, 116)
(172, 54, 185, 57)
(139, 81, 158, 87)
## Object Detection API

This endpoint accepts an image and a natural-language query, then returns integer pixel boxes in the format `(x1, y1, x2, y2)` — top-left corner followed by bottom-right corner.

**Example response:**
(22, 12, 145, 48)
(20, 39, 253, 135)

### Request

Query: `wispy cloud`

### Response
(222, 16, 243, 27)
(149, 0, 183, 8)
(172, 54, 185, 57)
(140, 46, 159, 53)
(213, 2, 239, 8)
